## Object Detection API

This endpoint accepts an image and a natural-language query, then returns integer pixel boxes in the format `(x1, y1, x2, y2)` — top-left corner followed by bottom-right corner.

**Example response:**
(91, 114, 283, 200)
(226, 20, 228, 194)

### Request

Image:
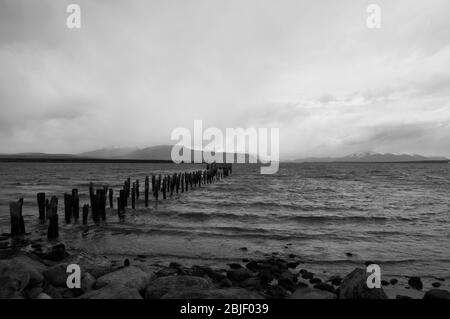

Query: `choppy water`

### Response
(0, 162, 449, 279)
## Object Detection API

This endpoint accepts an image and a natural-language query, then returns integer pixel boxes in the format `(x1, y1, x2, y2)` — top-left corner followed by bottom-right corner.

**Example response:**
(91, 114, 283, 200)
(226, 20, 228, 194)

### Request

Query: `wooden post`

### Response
(162, 177, 167, 200)
(136, 180, 140, 199)
(120, 189, 127, 208)
(82, 204, 89, 225)
(117, 197, 125, 220)
(91, 194, 100, 225)
(109, 188, 114, 208)
(181, 173, 184, 193)
(64, 193, 73, 224)
(37, 192, 46, 223)
(131, 183, 136, 209)
(144, 176, 149, 207)
(151, 175, 155, 196)
(72, 189, 79, 221)
(45, 198, 50, 219)
(47, 196, 59, 240)
(10, 199, 25, 237)
(97, 189, 106, 221)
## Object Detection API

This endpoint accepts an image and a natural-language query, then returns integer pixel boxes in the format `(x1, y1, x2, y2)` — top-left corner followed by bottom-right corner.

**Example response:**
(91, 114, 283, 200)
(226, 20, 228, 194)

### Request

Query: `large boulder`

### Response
(0, 260, 30, 298)
(408, 277, 423, 290)
(162, 288, 264, 299)
(10, 255, 46, 286)
(339, 268, 387, 299)
(145, 275, 212, 299)
(79, 284, 142, 299)
(62, 253, 113, 278)
(95, 266, 153, 290)
(289, 287, 336, 299)
(423, 289, 450, 299)
(43, 263, 69, 287)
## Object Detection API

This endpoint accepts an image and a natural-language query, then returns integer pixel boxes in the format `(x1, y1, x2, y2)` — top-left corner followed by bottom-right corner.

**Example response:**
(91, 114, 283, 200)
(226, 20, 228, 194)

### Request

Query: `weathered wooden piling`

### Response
(96, 189, 106, 221)
(10, 198, 25, 237)
(120, 189, 127, 208)
(151, 175, 155, 195)
(162, 177, 167, 200)
(109, 188, 114, 208)
(64, 193, 73, 224)
(117, 197, 125, 220)
(37, 192, 46, 223)
(145, 176, 149, 207)
(82, 204, 89, 225)
(136, 180, 140, 199)
(47, 196, 59, 240)
(131, 183, 136, 209)
(72, 189, 79, 221)
(45, 198, 50, 219)
(91, 194, 100, 225)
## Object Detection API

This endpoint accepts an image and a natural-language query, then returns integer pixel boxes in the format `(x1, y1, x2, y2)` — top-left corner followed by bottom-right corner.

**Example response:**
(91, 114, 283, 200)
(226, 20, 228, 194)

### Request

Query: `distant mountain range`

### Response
(295, 151, 449, 163)
(0, 145, 255, 163)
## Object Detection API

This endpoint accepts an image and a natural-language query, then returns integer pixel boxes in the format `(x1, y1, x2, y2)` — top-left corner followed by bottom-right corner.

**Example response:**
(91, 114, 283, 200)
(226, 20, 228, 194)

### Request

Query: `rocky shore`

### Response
(1, 234, 449, 299)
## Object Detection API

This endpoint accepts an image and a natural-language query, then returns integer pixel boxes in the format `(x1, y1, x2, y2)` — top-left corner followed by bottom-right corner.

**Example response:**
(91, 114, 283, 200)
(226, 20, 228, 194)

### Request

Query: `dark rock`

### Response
(423, 289, 450, 299)
(124, 259, 130, 267)
(42, 244, 69, 262)
(258, 269, 274, 283)
(219, 278, 233, 288)
(162, 288, 263, 299)
(309, 278, 322, 284)
(408, 277, 423, 290)
(137, 255, 146, 259)
(313, 283, 335, 293)
(396, 295, 412, 299)
(42, 282, 62, 299)
(345, 252, 353, 257)
(432, 282, 441, 288)
(381, 280, 389, 286)
(301, 272, 314, 280)
(328, 275, 342, 286)
(287, 261, 300, 269)
(239, 247, 248, 251)
(169, 262, 181, 268)
(81, 272, 96, 293)
(288, 254, 296, 258)
(10, 255, 46, 287)
(364, 261, 377, 266)
(389, 278, 398, 285)
(246, 261, 259, 271)
(339, 268, 388, 299)
(299, 269, 308, 275)
(228, 263, 243, 270)
(62, 254, 112, 278)
(278, 272, 296, 291)
(297, 281, 309, 288)
(227, 268, 252, 282)
(289, 287, 336, 299)
(145, 275, 212, 299)
(242, 258, 250, 263)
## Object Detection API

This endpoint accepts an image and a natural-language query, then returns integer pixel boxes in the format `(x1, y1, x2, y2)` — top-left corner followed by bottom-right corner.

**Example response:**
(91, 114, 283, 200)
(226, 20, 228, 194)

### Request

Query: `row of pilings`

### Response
(8, 164, 232, 241)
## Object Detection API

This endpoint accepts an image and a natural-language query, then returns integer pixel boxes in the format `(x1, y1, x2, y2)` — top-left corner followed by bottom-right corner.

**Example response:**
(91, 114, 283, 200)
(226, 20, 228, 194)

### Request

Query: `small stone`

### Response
(381, 280, 389, 286)
(37, 293, 52, 299)
(432, 282, 441, 288)
(169, 262, 181, 268)
(309, 278, 322, 284)
(301, 272, 314, 280)
(239, 247, 248, 251)
(408, 277, 423, 290)
(124, 259, 130, 267)
(287, 261, 300, 269)
(246, 261, 259, 271)
(389, 278, 398, 285)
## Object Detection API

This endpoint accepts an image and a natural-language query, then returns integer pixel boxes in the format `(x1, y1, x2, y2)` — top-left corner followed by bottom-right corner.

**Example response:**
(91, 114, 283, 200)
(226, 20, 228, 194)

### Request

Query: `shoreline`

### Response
(1, 231, 448, 299)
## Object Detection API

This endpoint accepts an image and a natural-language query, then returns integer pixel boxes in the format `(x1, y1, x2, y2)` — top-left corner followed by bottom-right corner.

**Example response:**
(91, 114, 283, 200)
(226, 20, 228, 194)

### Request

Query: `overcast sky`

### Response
(0, 0, 449, 159)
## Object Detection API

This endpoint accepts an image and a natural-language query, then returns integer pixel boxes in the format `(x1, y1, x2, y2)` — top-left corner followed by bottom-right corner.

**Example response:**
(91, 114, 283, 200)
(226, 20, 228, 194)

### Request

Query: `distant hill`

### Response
(0, 152, 76, 159)
(80, 145, 256, 162)
(296, 152, 449, 163)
